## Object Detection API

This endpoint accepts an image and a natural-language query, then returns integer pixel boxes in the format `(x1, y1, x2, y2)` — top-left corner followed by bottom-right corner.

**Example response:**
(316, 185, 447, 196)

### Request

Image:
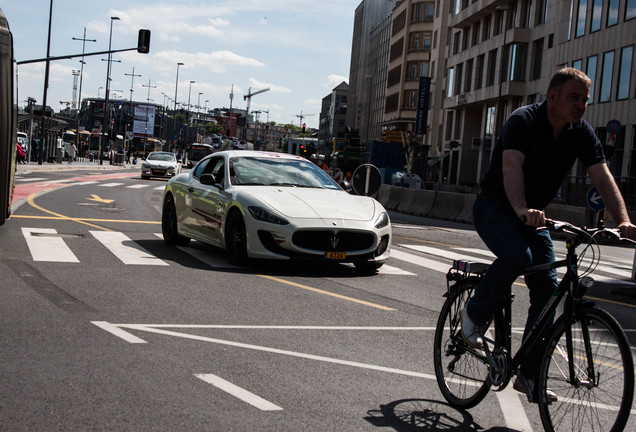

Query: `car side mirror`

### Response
(199, 173, 216, 185)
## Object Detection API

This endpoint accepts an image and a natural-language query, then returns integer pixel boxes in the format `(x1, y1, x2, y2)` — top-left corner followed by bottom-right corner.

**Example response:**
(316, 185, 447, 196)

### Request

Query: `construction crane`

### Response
(242, 87, 270, 140)
(295, 110, 314, 131)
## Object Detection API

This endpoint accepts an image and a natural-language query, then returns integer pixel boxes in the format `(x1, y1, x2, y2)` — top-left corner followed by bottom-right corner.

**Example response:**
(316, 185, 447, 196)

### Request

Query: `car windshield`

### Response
(148, 153, 175, 162)
(229, 156, 341, 190)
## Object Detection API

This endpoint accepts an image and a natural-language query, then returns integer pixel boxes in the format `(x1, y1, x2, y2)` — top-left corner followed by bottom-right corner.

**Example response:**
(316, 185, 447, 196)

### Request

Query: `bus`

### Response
(0, 7, 16, 226)
(185, 143, 214, 168)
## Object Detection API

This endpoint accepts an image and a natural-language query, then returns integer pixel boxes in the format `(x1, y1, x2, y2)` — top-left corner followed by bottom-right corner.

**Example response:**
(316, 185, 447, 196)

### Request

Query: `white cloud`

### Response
(249, 78, 291, 94)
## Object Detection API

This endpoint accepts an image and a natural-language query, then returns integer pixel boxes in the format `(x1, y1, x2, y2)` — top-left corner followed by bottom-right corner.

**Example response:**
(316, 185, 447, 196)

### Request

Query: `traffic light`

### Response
(137, 29, 151, 53)
(299, 144, 305, 155)
(302, 123, 306, 133)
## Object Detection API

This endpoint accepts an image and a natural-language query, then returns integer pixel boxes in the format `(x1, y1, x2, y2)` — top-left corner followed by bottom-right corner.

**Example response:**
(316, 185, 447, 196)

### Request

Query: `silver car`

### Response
(161, 150, 391, 270)
(141, 152, 182, 180)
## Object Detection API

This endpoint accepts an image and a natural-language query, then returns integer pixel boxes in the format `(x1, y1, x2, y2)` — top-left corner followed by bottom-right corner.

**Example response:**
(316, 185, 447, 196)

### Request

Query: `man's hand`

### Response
(520, 208, 546, 227)
(618, 222, 636, 241)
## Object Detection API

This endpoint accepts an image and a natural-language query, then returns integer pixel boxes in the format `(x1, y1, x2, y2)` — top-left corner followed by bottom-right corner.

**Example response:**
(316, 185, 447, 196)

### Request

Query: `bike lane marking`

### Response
(93, 322, 536, 428)
(194, 373, 283, 411)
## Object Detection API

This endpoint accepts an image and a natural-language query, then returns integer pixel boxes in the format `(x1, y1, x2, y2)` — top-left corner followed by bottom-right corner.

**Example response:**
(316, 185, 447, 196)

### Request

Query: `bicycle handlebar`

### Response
(520, 215, 631, 244)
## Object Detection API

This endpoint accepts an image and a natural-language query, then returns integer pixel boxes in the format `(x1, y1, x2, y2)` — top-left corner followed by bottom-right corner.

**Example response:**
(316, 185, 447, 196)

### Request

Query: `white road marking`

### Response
(99, 182, 125, 187)
(377, 264, 416, 275)
(126, 184, 150, 189)
(496, 386, 534, 432)
(194, 373, 283, 411)
(15, 177, 48, 182)
(91, 321, 147, 343)
(389, 248, 450, 273)
(90, 231, 169, 265)
(154, 186, 166, 190)
(21, 227, 79, 262)
(73, 181, 98, 185)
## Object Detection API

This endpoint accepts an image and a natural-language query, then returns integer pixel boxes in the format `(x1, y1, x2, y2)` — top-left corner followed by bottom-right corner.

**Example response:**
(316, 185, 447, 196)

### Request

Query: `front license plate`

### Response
(153, 169, 166, 175)
(325, 251, 346, 260)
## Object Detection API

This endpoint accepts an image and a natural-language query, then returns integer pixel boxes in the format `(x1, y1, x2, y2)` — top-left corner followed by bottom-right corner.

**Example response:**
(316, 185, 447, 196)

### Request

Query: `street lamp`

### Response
(187, 80, 195, 123)
(100, 16, 120, 165)
(174, 62, 183, 113)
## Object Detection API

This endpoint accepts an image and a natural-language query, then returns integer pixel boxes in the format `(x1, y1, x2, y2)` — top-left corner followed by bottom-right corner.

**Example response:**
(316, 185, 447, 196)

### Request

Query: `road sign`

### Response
(352, 164, 382, 196)
(586, 185, 605, 211)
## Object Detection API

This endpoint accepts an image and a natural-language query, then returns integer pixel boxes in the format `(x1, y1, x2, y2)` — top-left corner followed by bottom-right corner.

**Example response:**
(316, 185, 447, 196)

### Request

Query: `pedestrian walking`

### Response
(67, 142, 77, 164)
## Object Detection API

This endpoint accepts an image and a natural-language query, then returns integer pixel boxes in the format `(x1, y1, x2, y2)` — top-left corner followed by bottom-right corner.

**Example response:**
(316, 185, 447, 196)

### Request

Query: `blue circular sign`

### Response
(586, 186, 605, 211)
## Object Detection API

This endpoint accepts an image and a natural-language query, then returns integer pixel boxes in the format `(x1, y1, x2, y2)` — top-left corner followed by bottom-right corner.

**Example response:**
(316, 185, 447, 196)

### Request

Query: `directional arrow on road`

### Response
(87, 194, 114, 204)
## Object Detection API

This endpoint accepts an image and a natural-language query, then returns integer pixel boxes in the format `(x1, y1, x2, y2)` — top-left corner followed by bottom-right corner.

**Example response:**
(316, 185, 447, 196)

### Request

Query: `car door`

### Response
(187, 156, 227, 245)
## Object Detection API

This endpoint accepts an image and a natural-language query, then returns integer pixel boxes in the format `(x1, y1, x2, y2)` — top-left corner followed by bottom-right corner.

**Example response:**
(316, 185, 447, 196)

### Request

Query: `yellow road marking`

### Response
(87, 194, 114, 203)
(11, 214, 161, 224)
(257, 274, 396, 311)
(25, 193, 113, 231)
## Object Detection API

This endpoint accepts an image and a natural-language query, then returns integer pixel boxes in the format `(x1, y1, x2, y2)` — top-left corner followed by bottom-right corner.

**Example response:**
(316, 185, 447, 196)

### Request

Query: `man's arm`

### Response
(588, 162, 636, 239)
(502, 149, 546, 226)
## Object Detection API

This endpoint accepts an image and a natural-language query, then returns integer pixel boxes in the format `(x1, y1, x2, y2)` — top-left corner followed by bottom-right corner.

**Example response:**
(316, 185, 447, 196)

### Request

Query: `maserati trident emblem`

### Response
(330, 233, 339, 249)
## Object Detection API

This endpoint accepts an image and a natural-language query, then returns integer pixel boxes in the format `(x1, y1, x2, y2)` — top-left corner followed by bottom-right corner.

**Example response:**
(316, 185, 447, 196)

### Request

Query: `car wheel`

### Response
(225, 209, 248, 265)
(162, 195, 190, 246)
(354, 261, 384, 273)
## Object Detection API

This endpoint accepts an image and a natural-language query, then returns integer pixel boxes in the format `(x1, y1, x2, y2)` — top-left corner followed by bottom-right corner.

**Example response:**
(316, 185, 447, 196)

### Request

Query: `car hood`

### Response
(243, 187, 379, 221)
(145, 160, 177, 167)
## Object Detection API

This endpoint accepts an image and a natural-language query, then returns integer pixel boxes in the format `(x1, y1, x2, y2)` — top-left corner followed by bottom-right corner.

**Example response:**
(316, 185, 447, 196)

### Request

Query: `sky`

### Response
(3, 0, 362, 129)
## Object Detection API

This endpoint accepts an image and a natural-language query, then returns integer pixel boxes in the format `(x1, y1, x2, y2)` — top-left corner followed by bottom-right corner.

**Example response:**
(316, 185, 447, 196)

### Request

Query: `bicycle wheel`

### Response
(433, 280, 494, 408)
(538, 307, 634, 432)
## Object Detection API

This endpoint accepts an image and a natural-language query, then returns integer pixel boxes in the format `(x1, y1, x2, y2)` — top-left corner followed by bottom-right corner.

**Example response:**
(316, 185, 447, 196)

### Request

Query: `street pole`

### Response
(72, 27, 96, 160)
(39, 0, 54, 165)
(100, 16, 120, 165)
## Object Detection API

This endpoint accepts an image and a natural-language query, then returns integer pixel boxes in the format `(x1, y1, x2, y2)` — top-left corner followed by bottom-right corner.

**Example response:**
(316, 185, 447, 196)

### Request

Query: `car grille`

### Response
(292, 230, 375, 252)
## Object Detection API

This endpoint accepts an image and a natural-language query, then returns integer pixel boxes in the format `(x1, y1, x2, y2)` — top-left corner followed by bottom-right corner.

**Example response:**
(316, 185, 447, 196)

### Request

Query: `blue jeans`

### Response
(467, 195, 557, 378)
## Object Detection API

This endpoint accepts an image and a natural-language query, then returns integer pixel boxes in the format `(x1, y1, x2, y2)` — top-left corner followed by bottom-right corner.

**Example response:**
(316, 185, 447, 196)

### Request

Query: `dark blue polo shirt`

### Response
(479, 101, 605, 210)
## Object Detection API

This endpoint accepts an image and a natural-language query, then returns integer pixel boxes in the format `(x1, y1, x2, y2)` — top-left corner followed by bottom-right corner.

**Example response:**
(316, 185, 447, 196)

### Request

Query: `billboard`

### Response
(133, 104, 155, 138)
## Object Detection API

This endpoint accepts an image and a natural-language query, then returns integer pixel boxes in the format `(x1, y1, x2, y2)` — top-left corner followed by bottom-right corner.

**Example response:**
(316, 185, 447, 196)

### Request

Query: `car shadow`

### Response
(135, 238, 379, 277)
(364, 398, 517, 432)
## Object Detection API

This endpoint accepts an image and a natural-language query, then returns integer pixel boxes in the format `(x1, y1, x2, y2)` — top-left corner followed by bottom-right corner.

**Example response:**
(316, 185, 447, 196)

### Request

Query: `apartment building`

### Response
(443, 0, 636, 207)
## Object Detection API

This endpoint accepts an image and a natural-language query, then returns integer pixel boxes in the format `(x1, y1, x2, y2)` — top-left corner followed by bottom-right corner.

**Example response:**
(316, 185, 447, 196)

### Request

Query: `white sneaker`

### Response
(513, 375, 558, 403)
(460, 305, 486, 348)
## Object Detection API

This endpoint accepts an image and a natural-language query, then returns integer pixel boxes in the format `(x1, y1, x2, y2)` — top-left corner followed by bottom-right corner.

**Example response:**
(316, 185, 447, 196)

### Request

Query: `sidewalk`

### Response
(15, 159, 138, 174)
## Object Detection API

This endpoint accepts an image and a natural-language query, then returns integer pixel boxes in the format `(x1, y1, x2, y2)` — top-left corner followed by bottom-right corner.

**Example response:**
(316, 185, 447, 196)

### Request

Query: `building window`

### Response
(385, 93, 399, 113)
(412, 2, 424, 22)
(607, 0, 619, 27)
(425, 2, 435, 19)
(462, 28, 470, 50)
(472, 21, 481, 46)
(617, 46, 634, 100)
(535, 0, 548, 25)
(475, 54, 485, 90)
(447, 68, 455, 98)
(509, 43, 528, 81)
(572, 59, 583, 70)
(465, 59, 473, 93)
(405, 90, 418, 108)
(445, 111, 454, 140)
(421, 61, 430, 77)
(487, 49, 497, 86)
(392, 10, 407, 35)
(520, 0, 532, 28)
(586, 55, 598, 104)
(599, 51, 614, 102)
(483, 15, 491, 40)
(531, 38, 544, 80)
(590, 0, 602, 32)
(575, 0, 588, 38)
(390, 38, 404, 62)
(627, 0, 636, 20)
(453, 31, 461, 54)
(455, 63, 463, 96)
(388, 66, 402, 87)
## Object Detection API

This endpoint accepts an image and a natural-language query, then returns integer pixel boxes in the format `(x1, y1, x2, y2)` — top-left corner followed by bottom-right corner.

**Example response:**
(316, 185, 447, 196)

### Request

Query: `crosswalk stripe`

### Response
(377, 264, 416, 275)
(15, 177, 48, 183)
(154, 186, 165, 190)
(21, 227, 80, 262)
(99, 182, 125, 187)
(90, 231, 169, 266)
(403, 244, 490, 264)
(126, 184, 151, 189)
(390, 248, 450, 273)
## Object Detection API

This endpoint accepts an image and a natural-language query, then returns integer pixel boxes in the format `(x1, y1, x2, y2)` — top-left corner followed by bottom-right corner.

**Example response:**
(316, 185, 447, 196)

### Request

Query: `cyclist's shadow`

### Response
(365, 398, 519, 432)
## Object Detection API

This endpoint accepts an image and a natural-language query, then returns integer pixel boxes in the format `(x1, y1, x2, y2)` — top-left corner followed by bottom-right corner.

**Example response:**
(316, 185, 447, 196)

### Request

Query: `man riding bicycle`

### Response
(460, 67, 636, 402)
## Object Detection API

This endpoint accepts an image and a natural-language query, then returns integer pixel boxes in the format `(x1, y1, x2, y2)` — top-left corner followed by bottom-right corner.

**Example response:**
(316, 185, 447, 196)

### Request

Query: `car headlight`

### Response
(374, 212, 390, 229)
(248, 206, 289, 225)
(142, 163, 150, 168)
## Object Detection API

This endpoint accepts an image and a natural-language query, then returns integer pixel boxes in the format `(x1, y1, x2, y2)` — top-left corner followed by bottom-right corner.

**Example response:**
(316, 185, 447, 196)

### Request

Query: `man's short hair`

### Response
(548, 67, 592, 93)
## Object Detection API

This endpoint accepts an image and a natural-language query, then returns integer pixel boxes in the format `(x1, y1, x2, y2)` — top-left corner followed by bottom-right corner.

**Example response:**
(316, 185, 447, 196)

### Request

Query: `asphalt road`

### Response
(2, 165, 635, 431)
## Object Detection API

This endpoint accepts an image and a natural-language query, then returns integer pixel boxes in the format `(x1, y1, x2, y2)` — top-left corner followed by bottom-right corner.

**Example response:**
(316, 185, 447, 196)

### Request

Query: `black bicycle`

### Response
(433, 219, 634, 432)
